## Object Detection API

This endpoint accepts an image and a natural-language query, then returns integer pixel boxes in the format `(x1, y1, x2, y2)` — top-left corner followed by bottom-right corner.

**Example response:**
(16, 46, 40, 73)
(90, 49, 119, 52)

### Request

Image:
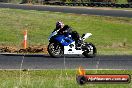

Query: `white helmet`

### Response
(56, 21, 64, 29)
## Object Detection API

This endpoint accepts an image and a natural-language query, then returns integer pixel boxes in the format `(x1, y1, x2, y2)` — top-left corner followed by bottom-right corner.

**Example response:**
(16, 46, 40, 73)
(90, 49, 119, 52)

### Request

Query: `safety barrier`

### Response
(47, 2, 132, 8)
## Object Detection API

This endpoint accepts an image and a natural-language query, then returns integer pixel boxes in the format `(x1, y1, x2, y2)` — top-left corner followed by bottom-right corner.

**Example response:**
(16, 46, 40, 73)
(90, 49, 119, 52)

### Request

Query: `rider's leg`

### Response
(71, 31, 82, 47)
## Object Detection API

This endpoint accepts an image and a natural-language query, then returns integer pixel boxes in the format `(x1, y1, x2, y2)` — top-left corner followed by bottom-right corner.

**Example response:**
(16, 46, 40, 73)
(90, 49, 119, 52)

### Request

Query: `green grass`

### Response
(116, 0, 128, 4)
(11, 0, 21, 3)
(0, 70, 131, 88)
(2, 0, 21, 3)
(0, 8, 132, 55)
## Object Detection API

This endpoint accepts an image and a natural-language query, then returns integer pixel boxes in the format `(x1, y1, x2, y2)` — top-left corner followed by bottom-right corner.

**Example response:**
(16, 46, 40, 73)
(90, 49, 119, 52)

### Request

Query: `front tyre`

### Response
(83, 43, 97, 58)
(48, 42, 64, 58)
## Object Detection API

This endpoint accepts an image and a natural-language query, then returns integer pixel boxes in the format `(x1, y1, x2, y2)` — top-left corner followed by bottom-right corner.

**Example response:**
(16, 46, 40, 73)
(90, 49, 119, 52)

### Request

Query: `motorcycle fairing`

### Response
(48, 30, 58, 40)
(63, 33, 92, 54)
(64, 42, 83, 54)
(54, 35, 74, 46)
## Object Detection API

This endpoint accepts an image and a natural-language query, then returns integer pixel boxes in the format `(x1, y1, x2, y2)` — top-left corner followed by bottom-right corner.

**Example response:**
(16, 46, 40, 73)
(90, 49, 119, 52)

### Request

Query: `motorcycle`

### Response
(48, 30, 97, 58)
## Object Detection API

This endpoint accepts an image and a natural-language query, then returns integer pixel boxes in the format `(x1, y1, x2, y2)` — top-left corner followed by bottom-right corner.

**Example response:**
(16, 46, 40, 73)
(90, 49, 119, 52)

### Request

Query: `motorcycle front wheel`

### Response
(83, 43, 97, 58)
(48, 42, 64, 58)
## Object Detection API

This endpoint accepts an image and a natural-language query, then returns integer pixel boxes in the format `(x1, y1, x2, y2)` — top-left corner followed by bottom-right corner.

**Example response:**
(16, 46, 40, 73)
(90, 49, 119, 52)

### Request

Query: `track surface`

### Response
(0, 54, 132, 70)
(0, 3, 132, 18)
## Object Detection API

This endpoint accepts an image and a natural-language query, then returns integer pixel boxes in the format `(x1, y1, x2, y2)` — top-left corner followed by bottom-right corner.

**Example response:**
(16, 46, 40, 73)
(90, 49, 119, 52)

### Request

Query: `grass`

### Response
(11, 0, 21, 3)
(0, 70, 131, 88)
(0, 8, 132, 55)
(116, 0, 128, 4)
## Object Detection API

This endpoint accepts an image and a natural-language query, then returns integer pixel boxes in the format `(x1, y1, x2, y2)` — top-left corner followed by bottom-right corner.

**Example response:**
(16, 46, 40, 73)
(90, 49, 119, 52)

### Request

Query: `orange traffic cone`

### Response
(23, 30, 27, 49)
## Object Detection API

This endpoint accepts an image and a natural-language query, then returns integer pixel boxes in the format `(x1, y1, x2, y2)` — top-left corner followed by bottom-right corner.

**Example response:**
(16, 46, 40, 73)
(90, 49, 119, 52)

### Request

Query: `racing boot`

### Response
(76, 38, 83, 50)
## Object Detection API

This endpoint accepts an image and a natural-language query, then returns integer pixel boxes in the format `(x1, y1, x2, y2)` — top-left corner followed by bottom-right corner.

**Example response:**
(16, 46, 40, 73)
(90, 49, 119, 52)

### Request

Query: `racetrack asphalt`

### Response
(0, 54, 132, 70)
(0, 3, 132, 18)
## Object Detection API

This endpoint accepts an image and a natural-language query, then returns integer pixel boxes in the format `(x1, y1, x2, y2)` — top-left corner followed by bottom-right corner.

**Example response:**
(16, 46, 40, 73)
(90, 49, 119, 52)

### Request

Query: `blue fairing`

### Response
(54, 35, 74, 46)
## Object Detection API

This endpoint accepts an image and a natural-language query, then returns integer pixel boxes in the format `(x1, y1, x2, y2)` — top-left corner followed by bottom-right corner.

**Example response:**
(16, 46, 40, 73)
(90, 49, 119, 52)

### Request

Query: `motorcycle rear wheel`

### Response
(83, 43, 97, 58)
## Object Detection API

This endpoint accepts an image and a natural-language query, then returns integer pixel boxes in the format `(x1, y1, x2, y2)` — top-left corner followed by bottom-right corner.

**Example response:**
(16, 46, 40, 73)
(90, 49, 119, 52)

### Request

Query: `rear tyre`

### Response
(48, 42, 64, 58)
(83, 43, 97, 58)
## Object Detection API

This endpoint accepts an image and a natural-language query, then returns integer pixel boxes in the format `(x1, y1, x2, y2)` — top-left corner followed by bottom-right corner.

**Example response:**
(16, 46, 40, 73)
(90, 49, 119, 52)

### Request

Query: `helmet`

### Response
(56, 21, 64, 29)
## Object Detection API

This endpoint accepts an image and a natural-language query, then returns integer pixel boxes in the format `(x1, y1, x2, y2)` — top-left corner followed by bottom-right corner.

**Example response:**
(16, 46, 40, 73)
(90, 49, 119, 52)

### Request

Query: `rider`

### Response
(53, 21, 64, 32)
(53, 21, 82, 47)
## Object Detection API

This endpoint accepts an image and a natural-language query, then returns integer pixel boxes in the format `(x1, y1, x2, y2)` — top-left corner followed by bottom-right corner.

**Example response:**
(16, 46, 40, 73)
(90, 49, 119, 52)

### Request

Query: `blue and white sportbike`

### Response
(48, 31, 97, 58)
